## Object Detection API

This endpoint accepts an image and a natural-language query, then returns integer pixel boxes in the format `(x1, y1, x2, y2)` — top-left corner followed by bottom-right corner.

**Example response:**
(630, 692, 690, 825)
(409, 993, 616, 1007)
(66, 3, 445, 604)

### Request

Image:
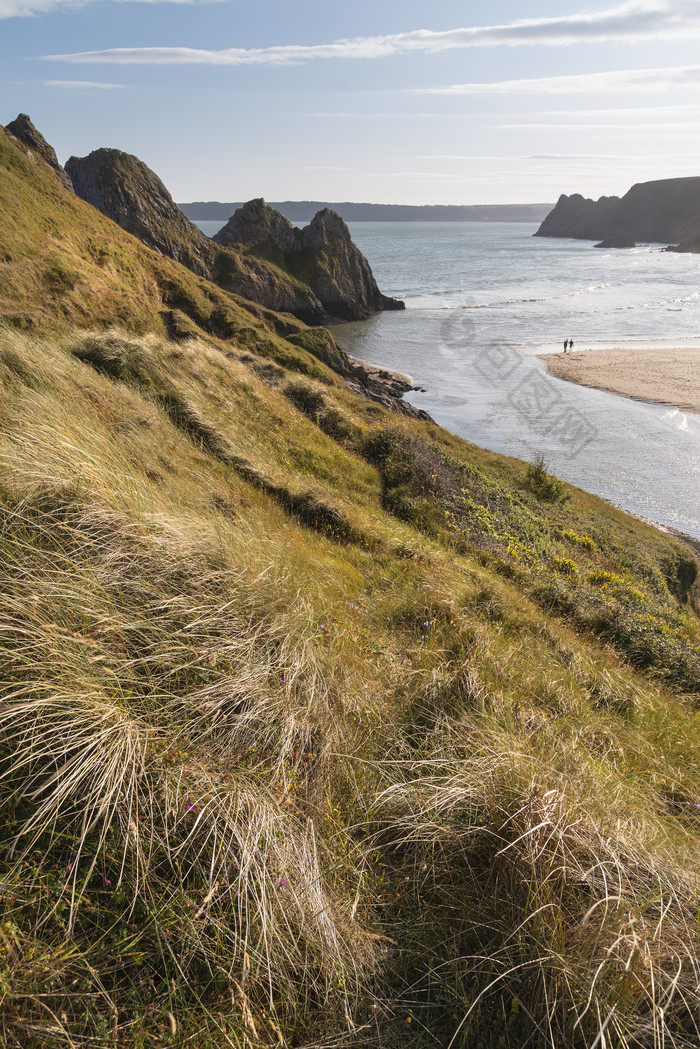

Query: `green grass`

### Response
(0, 125, 324, 363)
(2, 122, 700, 1047)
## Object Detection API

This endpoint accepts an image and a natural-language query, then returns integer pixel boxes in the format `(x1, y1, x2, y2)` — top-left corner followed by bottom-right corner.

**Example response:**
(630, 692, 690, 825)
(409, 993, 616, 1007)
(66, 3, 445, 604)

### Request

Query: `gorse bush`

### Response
(553, 554, 579, 576)
(563, 527, 597, 551)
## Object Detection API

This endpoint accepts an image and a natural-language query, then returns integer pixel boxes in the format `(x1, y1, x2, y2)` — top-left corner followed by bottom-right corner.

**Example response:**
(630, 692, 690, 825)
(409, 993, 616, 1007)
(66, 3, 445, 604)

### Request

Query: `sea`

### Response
(195, 219, 700, 540)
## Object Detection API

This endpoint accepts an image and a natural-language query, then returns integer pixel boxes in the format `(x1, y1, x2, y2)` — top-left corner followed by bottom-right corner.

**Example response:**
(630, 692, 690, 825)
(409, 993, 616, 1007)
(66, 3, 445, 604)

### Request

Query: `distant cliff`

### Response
(534, 193, 620, 242)
(535, 177, 700, 250)
(181, 200, 554, 223)
(66, 150, 403, 323)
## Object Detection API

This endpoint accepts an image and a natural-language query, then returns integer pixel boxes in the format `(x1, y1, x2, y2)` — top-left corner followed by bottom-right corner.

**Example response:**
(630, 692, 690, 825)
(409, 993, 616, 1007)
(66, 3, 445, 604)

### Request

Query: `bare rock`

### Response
(216, 200, 405, 322)
(215, 197, 302, 255)
(536, 177, 700, 248)
(66, 148, 210, 274)
(534, 193, 619, 240)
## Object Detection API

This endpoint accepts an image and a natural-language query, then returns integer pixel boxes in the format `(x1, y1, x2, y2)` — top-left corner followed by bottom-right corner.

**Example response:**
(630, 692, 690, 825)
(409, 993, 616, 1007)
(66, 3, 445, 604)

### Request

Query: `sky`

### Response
(4, 0, 700, 204)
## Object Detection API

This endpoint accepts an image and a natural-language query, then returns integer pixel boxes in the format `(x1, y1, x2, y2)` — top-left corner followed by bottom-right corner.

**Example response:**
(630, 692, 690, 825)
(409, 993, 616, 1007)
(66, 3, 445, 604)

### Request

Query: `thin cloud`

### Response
(300, 112, 450, 119)
(532, 103, 700, 117)
(43, 1, 700, 63)
(360, 171, 469, 182)
(420, 65, 700, 95)
(499, 121, 700, 129)
(4, 0, 212, 18)
(416, 151, 700, 161)
(416, 152, 657, 161)
(43, 79, 124, 88)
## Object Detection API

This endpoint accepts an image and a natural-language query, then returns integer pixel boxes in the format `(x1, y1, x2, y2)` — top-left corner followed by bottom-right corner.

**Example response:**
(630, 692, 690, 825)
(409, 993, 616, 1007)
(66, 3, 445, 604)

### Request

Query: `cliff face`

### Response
(535, 177, 700, 250)
(65, 149, 319, 318)
(216, 197, 302, 255)
(533, 193, 620, 241)
(301, 208, 405, 318)
(66, 148, 212, 275)
(215, 199, 405, 321)
(66, 152, 403, 322)
(6, 113, 73, 192)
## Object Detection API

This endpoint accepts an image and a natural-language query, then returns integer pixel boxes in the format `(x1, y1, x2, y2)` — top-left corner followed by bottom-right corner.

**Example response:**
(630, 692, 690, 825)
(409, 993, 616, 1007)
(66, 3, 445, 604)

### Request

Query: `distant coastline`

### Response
(179, 200, 554, 224)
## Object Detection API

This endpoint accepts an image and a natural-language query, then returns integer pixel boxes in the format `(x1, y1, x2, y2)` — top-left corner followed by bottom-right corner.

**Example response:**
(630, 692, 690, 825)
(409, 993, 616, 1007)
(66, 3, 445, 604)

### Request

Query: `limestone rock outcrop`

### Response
(66, 152, 403, 322)
(534, 193, 620, 241)
(67, 148, 211, 275)
(66, 148, 322, 317)
(215, 199, 405, 321)
(216, 197, 301, 256)
(1, 114, 417, 416)
(6, 113, 73, 192)
(535, 177, 700, 251)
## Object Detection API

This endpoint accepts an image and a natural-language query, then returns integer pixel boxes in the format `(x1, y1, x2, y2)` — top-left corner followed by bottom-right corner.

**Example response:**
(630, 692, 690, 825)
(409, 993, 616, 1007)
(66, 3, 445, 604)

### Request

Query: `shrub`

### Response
(563, 528, 597, 551)
(70, 329, 152, 384)
(587, 569, 625, 587)
(554, 555, 579, 577)
(284, 378, 325, 417)
(525, 455, 569, 503)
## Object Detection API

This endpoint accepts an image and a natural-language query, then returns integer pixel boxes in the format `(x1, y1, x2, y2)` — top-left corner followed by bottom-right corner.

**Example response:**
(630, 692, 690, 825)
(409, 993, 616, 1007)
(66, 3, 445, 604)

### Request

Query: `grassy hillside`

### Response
(0, 125, 324, 353)
(1, 122, 700, 1049)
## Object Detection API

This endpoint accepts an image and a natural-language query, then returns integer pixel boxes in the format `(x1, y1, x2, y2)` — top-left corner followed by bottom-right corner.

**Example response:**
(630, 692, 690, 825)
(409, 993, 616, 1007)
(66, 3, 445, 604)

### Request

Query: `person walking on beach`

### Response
(563, 339, 569, 353)
(569, 339, 574, 351)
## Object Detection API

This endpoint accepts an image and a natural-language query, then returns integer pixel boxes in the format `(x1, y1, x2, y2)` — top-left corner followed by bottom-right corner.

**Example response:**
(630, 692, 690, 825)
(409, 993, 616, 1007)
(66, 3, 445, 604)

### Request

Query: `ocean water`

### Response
(196, 220, 226, 237)
(332, 222, 700, 539)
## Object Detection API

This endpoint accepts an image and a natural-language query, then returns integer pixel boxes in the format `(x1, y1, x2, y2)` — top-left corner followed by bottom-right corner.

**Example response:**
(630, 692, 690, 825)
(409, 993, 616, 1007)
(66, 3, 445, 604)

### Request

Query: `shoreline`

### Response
(603, 498, 700, 560)
(349, 350, 700, 551)
(345, 353, 414, 389)
(342, 352, 432, 421)
(539, 347, 700, 417)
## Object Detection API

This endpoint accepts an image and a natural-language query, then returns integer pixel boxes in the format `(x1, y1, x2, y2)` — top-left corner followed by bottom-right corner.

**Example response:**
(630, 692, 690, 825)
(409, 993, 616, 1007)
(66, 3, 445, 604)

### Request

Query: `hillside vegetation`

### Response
(1, 121, 700, 1049)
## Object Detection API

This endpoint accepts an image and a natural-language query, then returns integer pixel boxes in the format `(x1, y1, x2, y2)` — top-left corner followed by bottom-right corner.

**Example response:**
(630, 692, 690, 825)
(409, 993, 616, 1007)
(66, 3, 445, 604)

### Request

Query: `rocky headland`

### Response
(1, 114, 417, 416)
(66, 150, 404, 325)
(535, 176, 700, 251)
(215, 198, 404, 321)
(533, 192, 620, 242)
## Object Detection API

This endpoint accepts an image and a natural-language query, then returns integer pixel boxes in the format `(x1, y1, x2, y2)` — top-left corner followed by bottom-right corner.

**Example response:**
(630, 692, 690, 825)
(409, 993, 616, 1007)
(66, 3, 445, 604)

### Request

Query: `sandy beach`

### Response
(540, 347, 700, 416)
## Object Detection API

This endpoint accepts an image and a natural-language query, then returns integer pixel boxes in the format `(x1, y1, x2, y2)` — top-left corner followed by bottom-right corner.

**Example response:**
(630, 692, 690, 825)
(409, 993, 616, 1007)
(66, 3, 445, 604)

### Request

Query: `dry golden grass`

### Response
(0, 319, 699, 1049)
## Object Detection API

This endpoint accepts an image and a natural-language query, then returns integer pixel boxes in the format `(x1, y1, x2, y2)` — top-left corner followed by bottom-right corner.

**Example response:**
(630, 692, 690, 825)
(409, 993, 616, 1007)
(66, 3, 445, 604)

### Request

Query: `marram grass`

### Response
(1, 323, 700, 1048)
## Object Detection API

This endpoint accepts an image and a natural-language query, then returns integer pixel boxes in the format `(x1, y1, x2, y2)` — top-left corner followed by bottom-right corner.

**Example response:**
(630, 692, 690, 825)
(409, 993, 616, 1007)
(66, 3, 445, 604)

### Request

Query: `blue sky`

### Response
(4, 0, 700, 204)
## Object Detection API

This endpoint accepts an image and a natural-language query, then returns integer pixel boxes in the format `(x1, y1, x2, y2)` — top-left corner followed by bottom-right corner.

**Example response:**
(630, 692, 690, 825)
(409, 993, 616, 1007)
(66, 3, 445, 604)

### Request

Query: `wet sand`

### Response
(540, 347, 700, 416)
